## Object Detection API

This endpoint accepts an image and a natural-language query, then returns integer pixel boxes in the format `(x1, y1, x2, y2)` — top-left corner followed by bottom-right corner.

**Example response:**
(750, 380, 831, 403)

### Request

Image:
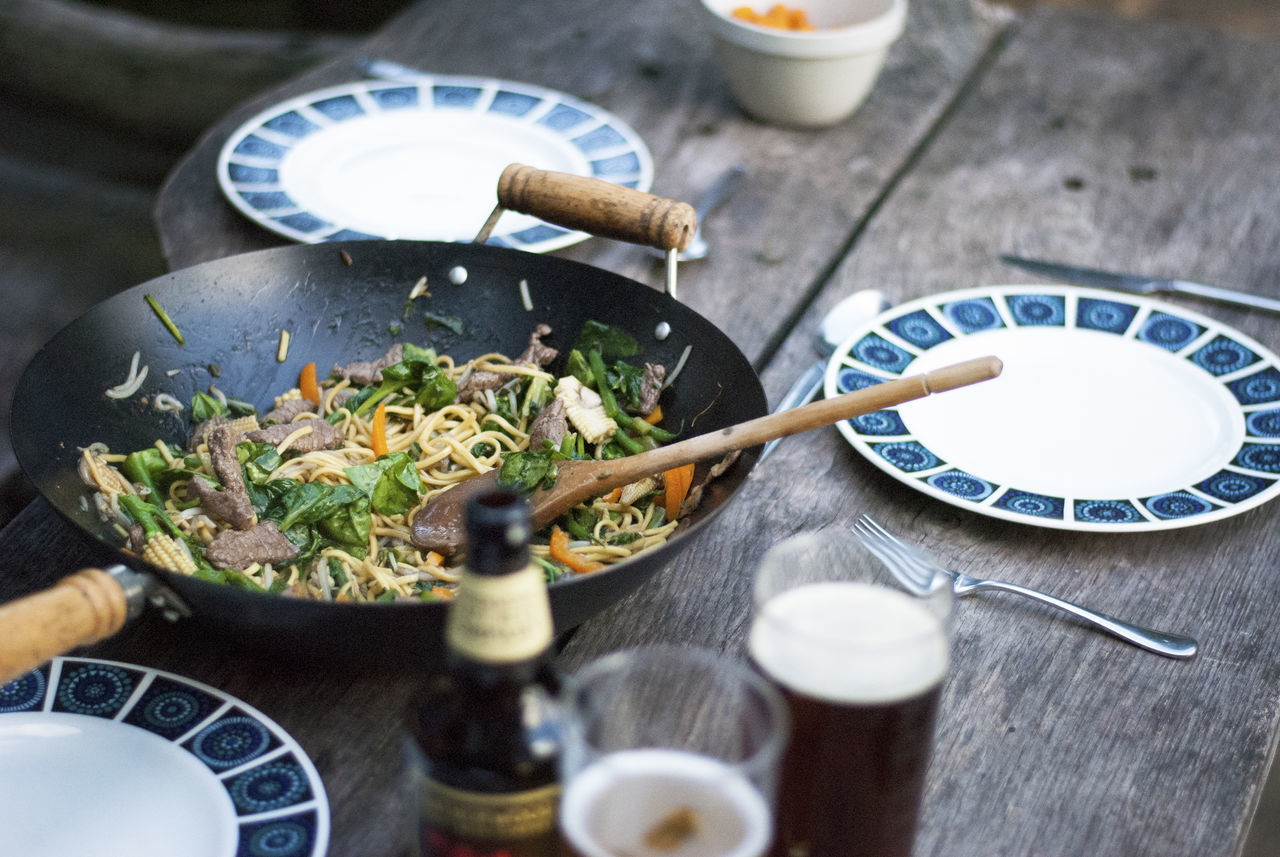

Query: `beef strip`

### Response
(204, 425, 256, 529)
(333, 343, 404, 387)
(260, 398, 317, 425)
(527, 397, 568, 451)
(456, 368, 505, 401)
(458, 324, 558, 402)
(205, 521, 299, 570)
(245, 418, 344, 452)
(678, 451, 741, 520)
(638, 363, 666, 416)
(188, 474, 255, 531)
(127, 522, 146, 554)
(186, 415, 230, 452)
(516, 323, 558, 367)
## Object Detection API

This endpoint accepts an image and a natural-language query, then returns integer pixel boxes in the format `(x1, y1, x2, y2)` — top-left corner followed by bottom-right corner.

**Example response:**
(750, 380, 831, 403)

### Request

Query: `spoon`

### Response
(648, 164, 746, 262)
(411, 355, 1002, 553)
(760, 288, 892, 460)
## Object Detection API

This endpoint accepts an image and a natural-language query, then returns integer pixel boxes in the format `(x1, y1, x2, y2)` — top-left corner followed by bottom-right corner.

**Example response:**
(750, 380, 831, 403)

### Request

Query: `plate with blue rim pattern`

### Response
(825, 285, 1280, 532)
(0, 657, 328, 857)
(217, 75, 653, 251)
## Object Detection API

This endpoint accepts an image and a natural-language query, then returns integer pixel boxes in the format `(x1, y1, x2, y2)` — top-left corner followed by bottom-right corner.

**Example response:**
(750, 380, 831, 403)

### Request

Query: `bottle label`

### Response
(446, 566, 554, 663)
(420, 776, 561, 845)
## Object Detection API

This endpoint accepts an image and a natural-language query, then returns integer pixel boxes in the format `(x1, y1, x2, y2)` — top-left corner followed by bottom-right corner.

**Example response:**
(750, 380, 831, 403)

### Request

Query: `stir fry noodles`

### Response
(80, 321, 698, 603)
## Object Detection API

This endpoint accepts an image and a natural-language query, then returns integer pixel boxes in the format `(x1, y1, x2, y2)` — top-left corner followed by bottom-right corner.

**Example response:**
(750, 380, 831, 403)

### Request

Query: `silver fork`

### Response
(853, 516, 1198, 659)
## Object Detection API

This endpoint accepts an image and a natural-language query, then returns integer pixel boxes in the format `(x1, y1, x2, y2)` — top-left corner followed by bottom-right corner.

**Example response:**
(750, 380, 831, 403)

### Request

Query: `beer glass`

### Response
(560, 645, 789, 857)
(750, 528, 952, 857)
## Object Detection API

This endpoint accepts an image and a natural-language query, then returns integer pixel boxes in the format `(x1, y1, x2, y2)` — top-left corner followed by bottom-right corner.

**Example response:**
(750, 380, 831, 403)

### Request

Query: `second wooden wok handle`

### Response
(497, 164, 698, 252)
(0, 568, 130, 684)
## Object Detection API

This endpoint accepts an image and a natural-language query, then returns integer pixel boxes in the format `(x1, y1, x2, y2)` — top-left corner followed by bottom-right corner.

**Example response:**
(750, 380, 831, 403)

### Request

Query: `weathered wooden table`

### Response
(5, 0, 1280, 854)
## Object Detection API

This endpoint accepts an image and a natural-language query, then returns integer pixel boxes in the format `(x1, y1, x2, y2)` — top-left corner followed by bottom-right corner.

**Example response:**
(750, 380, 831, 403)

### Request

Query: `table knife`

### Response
(999, 254, 1280, 315)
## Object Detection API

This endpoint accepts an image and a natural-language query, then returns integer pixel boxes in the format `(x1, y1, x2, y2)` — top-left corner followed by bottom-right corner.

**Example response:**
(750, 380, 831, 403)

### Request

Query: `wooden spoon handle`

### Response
(535, 355, 1002, 525)
(494, 164, 697, 251)
(0, 568, 131, 684)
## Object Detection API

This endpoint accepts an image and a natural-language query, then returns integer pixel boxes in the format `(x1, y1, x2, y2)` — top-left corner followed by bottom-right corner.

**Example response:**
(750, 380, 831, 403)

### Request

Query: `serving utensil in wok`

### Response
(412, 356, 1003, 553)
(4, 167, 768, 678)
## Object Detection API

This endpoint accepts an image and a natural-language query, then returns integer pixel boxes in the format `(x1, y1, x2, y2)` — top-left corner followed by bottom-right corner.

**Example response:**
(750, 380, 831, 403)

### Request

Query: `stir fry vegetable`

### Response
(79, 321, 693, 601)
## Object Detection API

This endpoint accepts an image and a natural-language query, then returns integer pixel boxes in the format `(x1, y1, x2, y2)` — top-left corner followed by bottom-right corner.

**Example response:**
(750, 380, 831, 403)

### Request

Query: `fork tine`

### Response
(859, 516, 940, 571)
(852, 515, 934, 595)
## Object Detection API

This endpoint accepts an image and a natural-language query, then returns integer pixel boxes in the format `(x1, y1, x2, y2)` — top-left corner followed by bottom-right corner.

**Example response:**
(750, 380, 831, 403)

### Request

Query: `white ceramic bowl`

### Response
(698, 0, 908, 127)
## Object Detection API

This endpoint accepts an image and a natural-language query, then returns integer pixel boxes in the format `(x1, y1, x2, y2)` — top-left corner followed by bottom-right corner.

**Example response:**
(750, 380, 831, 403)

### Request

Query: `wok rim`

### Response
(11, 239, 766, 625)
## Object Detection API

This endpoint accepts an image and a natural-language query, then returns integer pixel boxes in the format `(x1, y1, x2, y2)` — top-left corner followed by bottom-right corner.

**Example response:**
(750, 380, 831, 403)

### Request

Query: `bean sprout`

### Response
(105, 351, 148, 399)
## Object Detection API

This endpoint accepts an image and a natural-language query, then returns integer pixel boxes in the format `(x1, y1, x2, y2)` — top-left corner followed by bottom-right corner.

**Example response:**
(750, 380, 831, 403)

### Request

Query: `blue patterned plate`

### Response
(217, 75, 652, 252)
(0, 657, 328, 857)
(826, 285, 1280, 531)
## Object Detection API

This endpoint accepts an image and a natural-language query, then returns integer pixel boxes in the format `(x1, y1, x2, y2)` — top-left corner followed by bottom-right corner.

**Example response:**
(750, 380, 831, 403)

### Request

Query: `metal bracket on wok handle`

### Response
(0, 565, 189, 684)
(473, 163, 697, 300)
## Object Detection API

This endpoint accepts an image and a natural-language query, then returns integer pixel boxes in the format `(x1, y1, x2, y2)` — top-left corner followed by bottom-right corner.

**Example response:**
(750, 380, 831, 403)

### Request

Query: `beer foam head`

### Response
(560, 748, 772, 857)
(749, 582, 948, 704)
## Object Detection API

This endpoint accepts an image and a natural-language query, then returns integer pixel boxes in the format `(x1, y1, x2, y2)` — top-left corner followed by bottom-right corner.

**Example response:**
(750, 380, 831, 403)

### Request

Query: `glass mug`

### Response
(559, 645, 789, 857)
(749, 528, 952, 857)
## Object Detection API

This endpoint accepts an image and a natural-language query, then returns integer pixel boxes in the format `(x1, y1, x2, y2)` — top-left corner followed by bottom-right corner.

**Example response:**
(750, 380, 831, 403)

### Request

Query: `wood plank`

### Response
(153, 0, 1010, 367)
(557, 6, 1280, 855)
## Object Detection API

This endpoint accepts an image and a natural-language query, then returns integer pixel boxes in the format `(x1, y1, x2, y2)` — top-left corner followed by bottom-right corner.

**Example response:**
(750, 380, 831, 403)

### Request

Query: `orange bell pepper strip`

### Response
(550, 526, 604, 574)
(299, 361, 321, 405)
(371, 400, 389, 458)
(643, 404, 664, 425)
(663, 463, 695, 521)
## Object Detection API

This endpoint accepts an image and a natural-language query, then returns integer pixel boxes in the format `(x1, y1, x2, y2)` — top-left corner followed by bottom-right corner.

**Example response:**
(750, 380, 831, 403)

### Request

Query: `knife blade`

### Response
(999, 254, 1280, 315)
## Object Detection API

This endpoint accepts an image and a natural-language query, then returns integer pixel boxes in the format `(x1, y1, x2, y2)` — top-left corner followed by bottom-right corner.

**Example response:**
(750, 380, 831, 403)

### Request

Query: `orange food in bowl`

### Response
(731, 3, 817, 31)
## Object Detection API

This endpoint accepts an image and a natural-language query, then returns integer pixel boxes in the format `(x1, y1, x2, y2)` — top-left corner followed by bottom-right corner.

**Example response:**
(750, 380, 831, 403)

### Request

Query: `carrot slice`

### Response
(663, 463, 695, 521)
(371, 400, 389, 458)
(550, 526, 605, 574)
(299, 361, 321, 405)
(643, 404, 664, 425)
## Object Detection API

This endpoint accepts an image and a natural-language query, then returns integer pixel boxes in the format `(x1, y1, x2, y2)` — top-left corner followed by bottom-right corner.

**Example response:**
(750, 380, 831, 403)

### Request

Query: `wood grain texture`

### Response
(152, 0, 1009, 368)
(5, 0, 1276, 855)
(562, 6, 1280, 857)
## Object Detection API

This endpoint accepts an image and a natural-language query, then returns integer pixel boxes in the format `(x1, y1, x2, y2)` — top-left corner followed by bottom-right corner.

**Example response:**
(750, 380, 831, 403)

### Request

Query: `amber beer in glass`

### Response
(750, 530, 951, 857)
(559, 646, 789, 857)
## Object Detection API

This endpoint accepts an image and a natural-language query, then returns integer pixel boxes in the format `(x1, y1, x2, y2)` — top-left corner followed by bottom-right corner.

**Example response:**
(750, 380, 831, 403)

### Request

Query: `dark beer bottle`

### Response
(406, 488, 562, 857)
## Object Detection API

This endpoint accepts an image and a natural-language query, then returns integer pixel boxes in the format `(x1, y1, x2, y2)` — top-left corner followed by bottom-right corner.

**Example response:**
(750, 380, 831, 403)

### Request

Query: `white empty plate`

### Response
(217, 75, 653, 252)
(0, 657, 329, 857)
(826, 285, 1280, 531)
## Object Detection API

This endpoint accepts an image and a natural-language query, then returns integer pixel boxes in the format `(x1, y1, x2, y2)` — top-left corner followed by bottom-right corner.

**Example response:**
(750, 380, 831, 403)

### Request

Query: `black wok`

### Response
(4, 172, 765, 675)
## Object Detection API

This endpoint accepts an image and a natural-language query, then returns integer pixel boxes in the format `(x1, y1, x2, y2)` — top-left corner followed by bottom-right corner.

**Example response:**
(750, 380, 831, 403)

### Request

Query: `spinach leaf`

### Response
(252, 478, 371, 555)
(605, 360, 646, 413)
(573, 320, 640, 359)
(345, 452, 424, 516)
(497, 449, 559, 493)
(237, 442, 282, 486)
(423, 310, 464, 335)
(191, 391, 226, 422)
(354, 345, 457, 416)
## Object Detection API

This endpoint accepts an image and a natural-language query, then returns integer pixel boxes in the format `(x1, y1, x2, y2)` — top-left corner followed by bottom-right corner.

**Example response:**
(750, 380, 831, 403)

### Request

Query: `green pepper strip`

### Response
(586, 349, 646, 454)
(586, 348, 680, 444)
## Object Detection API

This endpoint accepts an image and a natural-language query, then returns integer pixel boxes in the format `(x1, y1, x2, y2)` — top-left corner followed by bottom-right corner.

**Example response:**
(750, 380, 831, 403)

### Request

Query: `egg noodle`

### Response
(80, 347, 679, 603)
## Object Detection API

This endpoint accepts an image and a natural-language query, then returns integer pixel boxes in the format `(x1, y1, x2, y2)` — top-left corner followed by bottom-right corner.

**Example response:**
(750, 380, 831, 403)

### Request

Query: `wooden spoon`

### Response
(411, 355, 1003, 554)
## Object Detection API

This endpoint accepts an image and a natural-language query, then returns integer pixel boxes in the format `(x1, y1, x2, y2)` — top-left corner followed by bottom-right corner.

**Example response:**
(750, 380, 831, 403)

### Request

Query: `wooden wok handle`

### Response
(0, 568, 131, 684)
(495, 164, 698, 252)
